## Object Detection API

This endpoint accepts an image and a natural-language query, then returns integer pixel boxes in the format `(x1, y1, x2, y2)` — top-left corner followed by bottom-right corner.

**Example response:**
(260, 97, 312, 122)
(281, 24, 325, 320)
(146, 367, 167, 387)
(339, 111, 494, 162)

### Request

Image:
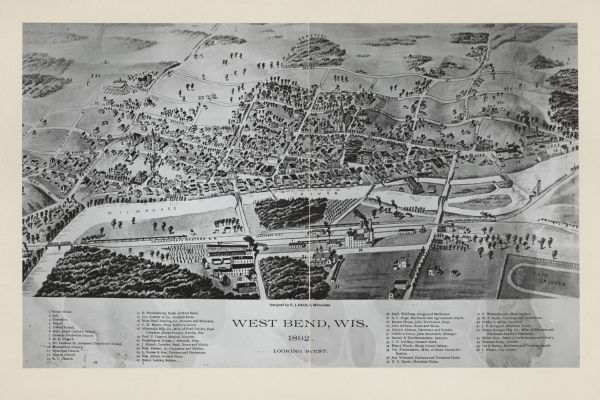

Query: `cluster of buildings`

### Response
(344, 220, 375, 248)
(164, 243, 258, 295)
(205, 244, 257, 294)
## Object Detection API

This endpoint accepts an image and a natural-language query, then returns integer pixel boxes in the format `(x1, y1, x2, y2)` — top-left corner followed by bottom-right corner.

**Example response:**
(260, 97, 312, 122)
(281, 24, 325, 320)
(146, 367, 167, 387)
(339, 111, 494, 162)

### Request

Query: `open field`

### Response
(195, 102, 236, 126)
(78, 207, 239, 241)
(451, 194, 512, 211)
(412, 246, 507, 300)
(453, 155, 500, 179)
(43, 109, 81, 127)
(153, 72, 246, 105)
(421, 98, 465, 124)
(322, 68, 375, 92)
(373, 229, 430, 247)
(478, 118, 523, 146)
(371, 76, 422, 97)
(23, 129, 69, 152)
(505, 172, 578, 226)
(427, 79, 471, 101)
(270, 68, 327, 88)
(61, 132, 95, 152)
(339, 203, 435, 226)
(371, 97, 416, 120)
(449, 182, 496, 198)
(22, 181, 55, 215)
(75, 107, 120, 137)
(328, 250, 419, 299)
(508, 150, 578, 192)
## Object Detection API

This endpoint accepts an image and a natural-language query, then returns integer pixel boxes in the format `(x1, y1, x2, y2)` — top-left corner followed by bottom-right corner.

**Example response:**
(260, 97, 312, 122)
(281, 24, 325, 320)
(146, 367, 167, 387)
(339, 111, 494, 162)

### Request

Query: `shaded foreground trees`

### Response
(259, 256, 330, 299)
(36, 246, 257, 299)
(254, 197, 327, 230)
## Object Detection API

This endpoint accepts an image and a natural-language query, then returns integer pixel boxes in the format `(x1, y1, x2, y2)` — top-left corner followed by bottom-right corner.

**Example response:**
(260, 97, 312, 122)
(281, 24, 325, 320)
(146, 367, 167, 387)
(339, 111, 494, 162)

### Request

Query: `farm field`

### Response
(328, 250, 419, 299)
(412, 247, 507, 300)
(22, 129, 69, 153)
(427, 79, 471, 101)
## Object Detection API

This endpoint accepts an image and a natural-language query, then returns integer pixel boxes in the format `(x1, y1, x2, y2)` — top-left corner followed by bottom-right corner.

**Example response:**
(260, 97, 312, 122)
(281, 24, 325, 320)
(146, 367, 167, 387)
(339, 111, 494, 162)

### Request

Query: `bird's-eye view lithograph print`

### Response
(21, 23, 579, 368)
(22, 23, 578, 301)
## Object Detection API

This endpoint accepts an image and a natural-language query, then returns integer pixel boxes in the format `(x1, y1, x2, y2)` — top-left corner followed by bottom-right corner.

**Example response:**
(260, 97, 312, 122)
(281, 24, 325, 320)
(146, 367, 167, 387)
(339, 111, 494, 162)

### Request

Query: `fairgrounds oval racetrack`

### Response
(507, 263, 579, 299)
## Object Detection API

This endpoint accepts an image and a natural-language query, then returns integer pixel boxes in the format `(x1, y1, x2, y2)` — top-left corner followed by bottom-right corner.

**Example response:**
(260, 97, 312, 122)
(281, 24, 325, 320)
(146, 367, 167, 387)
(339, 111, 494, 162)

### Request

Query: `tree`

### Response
(168, 226, 174, 234)
(539, 237, 546, 249)
(243, 235, 255, 246)
(552, 249, 558, 259)
(477, 247, 484, 257)
(548, 237, 553, 248)
(131, 217, 136, 224)
(153, 222, 158, 231)
(488, 250, 494, 259)
(111, 219, 117, 229)
(99, 227, 104, 235)
(161, 222, 166, 231)
(117, 221, 123, 229)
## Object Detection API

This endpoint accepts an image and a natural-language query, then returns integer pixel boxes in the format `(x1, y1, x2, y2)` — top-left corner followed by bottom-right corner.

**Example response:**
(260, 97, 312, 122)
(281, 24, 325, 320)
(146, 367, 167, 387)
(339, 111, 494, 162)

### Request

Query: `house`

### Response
(288, 241, 307, 249)
(397, 228, 416, 235)
(131, 170, 148, 185)
(326, 239, 343, 248)
(311, 252, 333, 269)
(494, 143, 523, 160)
(392, 258, 408, 270)
(113, 79, 127, 88)
(206, 244, 254, 264)
(393, 280, 409, 290)
(405, 176, 424, 194)
(234, 280, 257, 294)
